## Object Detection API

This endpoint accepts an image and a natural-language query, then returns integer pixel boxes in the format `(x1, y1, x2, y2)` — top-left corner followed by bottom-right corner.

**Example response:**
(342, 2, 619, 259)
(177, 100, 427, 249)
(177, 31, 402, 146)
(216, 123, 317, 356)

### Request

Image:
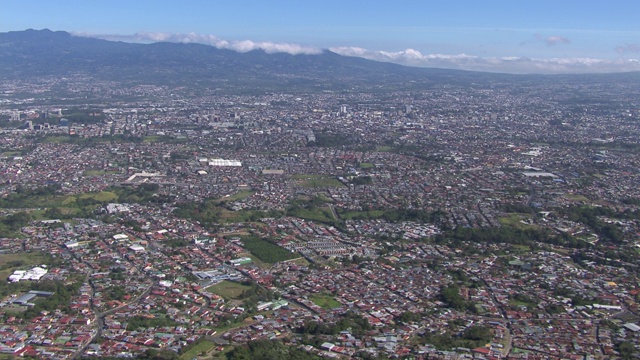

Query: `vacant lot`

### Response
(564, 193, 590, 202)
(179, 340, 217, 360)
(83, 170, 120, 176)
(498, 214, 537, 230)
(220, 190, 255, 202)
(206, 281, 251, 299)
(310, 294, 342, 310)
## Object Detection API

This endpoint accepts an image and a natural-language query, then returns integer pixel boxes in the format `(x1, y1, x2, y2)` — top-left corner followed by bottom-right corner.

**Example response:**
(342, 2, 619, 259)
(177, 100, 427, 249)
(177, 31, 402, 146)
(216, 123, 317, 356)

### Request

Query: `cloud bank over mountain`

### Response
(73, 31, 323, 55)
(74, 31, 640, 74)
(329, 46, 640, 74)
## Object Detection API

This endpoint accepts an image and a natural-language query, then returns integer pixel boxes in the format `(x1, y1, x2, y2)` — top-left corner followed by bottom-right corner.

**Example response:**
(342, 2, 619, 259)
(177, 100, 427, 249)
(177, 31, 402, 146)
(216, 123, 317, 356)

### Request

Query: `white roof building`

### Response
(208, 159, 242, 167)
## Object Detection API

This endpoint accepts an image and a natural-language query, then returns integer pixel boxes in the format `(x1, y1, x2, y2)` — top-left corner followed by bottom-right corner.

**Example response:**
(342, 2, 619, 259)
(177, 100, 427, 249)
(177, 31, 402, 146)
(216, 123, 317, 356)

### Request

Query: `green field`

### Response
(310, 294, 342, 309)
(313, 194, 334, 204)
(375, 146, 393, 152)
(216, 208, 269, 224)
(296, 177, 344, 188)
(511, 244, 531, 253)
(40, 135, 74, 144)
(143, 135, 188, 144)
(0, 188, 119, 210)
(63, 191, 119, 205)
(220, 190, 255, 202)
(206, 281, 252, 299)
(287, 206, 336, 224)
(564, 193, 590, 202)
(80, 191, 119, 202)
(241, 236, 298, 263)
(359, 162, 375, 169)
(290, 174, 326, 179)
(498, 214, 537, 230)
(338, 209, 385, 220)
(180, 340, 217, 360)
(511, 348, 530, 355)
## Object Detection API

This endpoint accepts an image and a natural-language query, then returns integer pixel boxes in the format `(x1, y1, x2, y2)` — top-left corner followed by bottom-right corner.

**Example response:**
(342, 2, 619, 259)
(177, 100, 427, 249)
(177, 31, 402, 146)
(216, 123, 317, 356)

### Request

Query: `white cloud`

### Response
(329, 46, 640, 74)
(541, 35, 571, 46)
(521, 34, 571, 47)
(72, 31, 640, 74)
(72, 31, 322, 55)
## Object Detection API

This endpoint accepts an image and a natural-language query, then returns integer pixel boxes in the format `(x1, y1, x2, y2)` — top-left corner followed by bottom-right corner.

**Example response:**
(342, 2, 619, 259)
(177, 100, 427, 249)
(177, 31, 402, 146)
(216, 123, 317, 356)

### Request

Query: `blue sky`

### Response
(2, 0, 639, 73)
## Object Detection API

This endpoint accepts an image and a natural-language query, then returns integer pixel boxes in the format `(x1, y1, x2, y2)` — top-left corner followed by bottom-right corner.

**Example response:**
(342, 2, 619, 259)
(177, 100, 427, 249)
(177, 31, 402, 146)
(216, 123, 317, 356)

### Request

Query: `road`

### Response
(70, 284, 153, 359)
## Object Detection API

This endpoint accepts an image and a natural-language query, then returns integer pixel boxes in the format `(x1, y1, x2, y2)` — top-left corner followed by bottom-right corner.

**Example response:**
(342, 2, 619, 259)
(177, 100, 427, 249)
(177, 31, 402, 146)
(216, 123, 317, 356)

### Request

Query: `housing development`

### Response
(0, 73, 639, 360)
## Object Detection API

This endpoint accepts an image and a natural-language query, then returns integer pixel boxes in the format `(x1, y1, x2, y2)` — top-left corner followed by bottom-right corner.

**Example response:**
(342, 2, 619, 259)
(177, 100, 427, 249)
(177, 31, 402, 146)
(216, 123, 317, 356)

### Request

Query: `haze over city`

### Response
(2, 0, 640, 73)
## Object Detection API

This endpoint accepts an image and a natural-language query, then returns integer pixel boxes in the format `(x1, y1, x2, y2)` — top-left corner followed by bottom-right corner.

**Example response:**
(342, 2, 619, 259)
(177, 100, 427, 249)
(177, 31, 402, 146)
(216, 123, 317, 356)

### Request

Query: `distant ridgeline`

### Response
(2, 29, 639, 93)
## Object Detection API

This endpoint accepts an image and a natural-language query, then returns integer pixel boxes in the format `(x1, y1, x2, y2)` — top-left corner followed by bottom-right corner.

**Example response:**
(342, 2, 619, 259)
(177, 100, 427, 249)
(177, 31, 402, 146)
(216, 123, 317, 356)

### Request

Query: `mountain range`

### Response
(1, 29, 639, 93)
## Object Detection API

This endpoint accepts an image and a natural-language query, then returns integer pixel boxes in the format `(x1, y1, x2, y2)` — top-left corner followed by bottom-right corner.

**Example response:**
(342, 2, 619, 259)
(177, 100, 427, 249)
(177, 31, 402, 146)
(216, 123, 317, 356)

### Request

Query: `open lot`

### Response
(179, 340, 217, 360)
(310, 294, 342, 310)
(206, 281, 251, 300)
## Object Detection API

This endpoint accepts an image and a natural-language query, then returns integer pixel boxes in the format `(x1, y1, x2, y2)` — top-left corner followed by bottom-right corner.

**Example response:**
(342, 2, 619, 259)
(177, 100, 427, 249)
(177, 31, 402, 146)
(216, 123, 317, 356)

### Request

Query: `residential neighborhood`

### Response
(0, 74, 639, 359)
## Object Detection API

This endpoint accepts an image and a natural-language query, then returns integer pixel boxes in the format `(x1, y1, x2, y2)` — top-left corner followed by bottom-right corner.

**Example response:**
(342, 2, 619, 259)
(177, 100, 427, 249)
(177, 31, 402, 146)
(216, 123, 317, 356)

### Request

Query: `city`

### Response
(0, 71, 639, 359)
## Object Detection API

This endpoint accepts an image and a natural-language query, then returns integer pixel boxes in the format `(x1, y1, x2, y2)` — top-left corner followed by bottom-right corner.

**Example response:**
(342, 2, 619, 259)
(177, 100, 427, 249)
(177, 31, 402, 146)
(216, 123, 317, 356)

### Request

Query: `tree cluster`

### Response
(226, 339, 321, 360)
(126, 315, 179, 331)
(562, 206, 625, 244)
(0, 211, 31, 236)
(421, 324, 493, 351)
(21, 280, 83, 319)
(438, 285, 477, 313)
(297, 311, 371, 336)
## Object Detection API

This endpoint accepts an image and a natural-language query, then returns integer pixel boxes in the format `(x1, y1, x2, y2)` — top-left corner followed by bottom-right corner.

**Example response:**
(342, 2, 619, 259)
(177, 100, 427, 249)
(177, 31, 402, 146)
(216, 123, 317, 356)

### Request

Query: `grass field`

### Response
(220, 190, 255, 202)
(206, 281, 251, 300)
(511, 244, 531, 253)
(180, 340, 217, 360)
(297, 177, 344, 188)
(359, 162, 375, 169)
(210, 346, 235, 360)
(142, 135, 161, 143)
(0, 190, 119, 211)
(40, 135, 73, 143)
(376, 146, 393, 152)
(216, 208, 264, 223)
(498, 214, 537, 230)
(241, 237, 298, 263)
(0, 252, 48, 280)
(310, 294, 342, 310)
(314, 194, 334, 203)
(338, 209, 385, 220)
(143, 135, 188, 144)
(79, 191, 119, 202)
(564, 193, 590, 202)
(288, 206, 336, 224)
(290, 174, 326, 180)
(508, 299, 533, 308)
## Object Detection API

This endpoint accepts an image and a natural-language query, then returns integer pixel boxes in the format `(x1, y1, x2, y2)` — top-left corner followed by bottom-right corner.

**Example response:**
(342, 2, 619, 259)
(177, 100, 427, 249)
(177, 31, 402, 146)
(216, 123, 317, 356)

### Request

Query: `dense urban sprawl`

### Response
(0, 76, 639, 359)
